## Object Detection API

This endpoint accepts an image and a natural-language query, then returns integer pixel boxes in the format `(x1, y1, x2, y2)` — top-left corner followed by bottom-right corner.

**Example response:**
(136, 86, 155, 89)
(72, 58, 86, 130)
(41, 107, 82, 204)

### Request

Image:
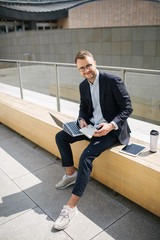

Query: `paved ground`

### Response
(0, 123, 160, 240)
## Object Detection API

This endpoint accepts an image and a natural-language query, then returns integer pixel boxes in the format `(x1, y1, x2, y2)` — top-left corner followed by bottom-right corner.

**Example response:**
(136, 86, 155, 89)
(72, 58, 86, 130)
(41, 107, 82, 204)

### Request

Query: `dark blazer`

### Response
(78, 71, 133, 145)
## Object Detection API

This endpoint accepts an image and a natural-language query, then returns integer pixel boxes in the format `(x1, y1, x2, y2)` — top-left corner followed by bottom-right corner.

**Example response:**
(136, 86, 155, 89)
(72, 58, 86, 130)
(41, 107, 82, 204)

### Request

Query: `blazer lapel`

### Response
(84, 79, 93, 107)
(99, 72, 106, 114)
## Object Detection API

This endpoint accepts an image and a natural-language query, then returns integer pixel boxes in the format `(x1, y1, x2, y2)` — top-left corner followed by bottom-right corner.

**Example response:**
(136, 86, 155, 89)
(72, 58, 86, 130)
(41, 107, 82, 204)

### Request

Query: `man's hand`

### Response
(79, 119, 88, 129)
(93, 123, 115, 137)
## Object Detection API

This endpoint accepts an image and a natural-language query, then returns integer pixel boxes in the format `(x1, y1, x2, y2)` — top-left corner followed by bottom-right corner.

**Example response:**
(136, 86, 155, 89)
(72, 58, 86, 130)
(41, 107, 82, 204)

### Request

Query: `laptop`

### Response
(119, 143, 147, 157)
(49, 112, 83, 137)
(49, 112, 96, 138)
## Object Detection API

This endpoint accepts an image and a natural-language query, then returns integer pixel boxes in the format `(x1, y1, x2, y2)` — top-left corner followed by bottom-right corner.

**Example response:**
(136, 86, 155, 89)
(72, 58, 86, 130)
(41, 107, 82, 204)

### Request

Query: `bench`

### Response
(0, 93, 160, 217)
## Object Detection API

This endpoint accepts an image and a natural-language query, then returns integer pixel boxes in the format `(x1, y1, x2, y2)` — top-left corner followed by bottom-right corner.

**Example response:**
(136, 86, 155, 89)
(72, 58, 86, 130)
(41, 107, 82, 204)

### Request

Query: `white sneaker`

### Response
(53, 205, 78, 230)
(55, 172, 77, 190)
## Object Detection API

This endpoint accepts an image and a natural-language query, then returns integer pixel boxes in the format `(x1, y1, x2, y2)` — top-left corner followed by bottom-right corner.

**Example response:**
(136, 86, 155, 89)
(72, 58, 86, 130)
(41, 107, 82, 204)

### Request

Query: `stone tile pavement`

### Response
(0, 123, 160, 240)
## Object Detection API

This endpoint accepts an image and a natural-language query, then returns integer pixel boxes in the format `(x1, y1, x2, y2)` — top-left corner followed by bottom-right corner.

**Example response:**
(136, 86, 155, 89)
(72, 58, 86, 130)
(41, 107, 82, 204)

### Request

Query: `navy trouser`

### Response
(55, 130, 118, 197)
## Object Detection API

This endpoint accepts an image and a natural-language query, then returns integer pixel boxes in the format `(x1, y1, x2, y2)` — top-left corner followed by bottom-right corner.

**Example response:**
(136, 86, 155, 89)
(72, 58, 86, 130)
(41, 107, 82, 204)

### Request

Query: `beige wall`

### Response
(57, 18, 69, 29)
(0, 25, 159, 70)
(66, 0, 160, 28)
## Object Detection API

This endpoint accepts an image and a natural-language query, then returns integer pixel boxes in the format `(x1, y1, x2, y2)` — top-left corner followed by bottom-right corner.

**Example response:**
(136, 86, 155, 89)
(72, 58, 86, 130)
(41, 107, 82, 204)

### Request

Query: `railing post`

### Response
(17, 61, 24, 99)
(54, 64, 61, 112)
(121, 69, 126, 84)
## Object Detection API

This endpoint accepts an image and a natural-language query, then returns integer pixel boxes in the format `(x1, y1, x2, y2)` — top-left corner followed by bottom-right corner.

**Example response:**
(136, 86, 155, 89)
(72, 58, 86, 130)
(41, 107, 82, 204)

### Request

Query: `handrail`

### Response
(0, 59, 160, 74)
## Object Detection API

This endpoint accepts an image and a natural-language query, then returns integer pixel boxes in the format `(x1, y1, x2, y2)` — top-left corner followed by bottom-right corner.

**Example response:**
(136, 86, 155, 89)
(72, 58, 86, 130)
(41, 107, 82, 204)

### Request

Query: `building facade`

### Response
(0, 0, 160, 34)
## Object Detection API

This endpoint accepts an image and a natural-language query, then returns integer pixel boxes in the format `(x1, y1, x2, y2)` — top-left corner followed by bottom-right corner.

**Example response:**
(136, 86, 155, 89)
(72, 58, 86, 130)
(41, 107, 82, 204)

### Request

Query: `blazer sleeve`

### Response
(78, 81, 89, 121)
(110, 75, 133, 129)
(78, 80, 93, 124)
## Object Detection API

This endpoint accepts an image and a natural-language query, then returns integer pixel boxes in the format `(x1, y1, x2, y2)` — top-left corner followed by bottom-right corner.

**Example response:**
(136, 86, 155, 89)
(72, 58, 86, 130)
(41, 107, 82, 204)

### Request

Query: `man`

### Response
(53, 50, 133, 230)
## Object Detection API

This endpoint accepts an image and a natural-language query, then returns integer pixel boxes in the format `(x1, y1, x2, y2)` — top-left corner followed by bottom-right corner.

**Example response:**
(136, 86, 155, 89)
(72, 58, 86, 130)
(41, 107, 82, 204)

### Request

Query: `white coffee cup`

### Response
(150, 130, 159, 153)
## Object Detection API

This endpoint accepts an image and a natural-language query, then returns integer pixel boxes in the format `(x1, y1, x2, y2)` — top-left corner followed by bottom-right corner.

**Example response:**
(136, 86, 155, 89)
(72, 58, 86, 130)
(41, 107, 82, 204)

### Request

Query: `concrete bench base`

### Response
(0, 93, 160, 217)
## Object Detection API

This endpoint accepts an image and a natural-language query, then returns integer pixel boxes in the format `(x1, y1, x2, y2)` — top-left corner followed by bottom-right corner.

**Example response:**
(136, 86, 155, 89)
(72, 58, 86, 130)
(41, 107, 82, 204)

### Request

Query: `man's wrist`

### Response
(78, 117, 86, 125)
(110, 121, 118, 130)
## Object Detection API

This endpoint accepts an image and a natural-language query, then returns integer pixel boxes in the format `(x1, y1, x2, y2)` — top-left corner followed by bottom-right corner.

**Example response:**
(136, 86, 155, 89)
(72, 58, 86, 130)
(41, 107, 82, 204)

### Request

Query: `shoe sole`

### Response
(55, 180, 76, 190)
(53, 210, 78, 230)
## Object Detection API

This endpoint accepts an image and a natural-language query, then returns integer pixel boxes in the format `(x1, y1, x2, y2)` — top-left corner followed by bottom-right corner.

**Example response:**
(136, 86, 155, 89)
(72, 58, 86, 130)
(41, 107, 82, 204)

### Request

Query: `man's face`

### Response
(76, 56, 97, 83)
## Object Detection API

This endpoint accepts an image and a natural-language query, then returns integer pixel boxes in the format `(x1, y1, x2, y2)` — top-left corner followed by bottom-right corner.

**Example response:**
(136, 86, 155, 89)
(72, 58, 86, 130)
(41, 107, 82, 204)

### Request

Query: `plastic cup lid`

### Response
(150, 130, 159, 135)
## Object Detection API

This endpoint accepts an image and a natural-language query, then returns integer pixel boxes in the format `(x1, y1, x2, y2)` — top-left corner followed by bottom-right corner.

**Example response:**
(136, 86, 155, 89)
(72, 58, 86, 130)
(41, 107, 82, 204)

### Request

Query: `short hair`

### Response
(75, 50, 94, 64)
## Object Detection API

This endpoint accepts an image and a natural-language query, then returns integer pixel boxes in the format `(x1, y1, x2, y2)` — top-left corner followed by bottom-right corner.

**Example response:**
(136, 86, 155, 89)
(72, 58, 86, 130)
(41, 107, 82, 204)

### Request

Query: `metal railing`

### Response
(0, 59, 160, 125)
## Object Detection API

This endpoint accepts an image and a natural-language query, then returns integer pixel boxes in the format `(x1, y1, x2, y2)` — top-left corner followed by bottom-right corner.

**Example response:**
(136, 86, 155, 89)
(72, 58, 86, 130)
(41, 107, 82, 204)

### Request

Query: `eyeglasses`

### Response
(78, 64, 93, 72)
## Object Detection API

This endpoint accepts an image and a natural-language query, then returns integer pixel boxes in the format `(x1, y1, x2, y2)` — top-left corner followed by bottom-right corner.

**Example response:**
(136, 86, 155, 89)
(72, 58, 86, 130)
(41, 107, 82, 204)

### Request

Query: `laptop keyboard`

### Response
(66, 121, 81, 134)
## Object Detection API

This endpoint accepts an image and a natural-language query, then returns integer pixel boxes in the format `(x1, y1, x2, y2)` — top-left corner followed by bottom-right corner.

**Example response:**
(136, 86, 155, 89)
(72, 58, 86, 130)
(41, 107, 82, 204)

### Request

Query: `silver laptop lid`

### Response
(49, 112, 63, 129)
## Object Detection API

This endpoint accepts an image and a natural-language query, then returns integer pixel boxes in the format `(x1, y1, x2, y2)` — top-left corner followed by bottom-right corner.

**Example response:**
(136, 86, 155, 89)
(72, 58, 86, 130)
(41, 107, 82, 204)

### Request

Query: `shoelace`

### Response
(59, 209, 69, 220)
(62, 174, 67, 181)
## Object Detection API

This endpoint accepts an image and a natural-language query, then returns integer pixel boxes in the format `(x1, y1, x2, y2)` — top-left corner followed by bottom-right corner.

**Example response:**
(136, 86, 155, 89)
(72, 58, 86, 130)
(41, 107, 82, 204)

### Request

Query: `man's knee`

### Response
(79, 151, 94, 171)
(55, 131, 65, 144)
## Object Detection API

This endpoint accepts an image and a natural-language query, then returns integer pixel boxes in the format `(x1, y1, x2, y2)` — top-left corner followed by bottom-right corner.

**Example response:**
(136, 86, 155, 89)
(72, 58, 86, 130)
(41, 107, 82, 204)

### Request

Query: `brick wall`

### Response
(66, 0, 160, 28)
